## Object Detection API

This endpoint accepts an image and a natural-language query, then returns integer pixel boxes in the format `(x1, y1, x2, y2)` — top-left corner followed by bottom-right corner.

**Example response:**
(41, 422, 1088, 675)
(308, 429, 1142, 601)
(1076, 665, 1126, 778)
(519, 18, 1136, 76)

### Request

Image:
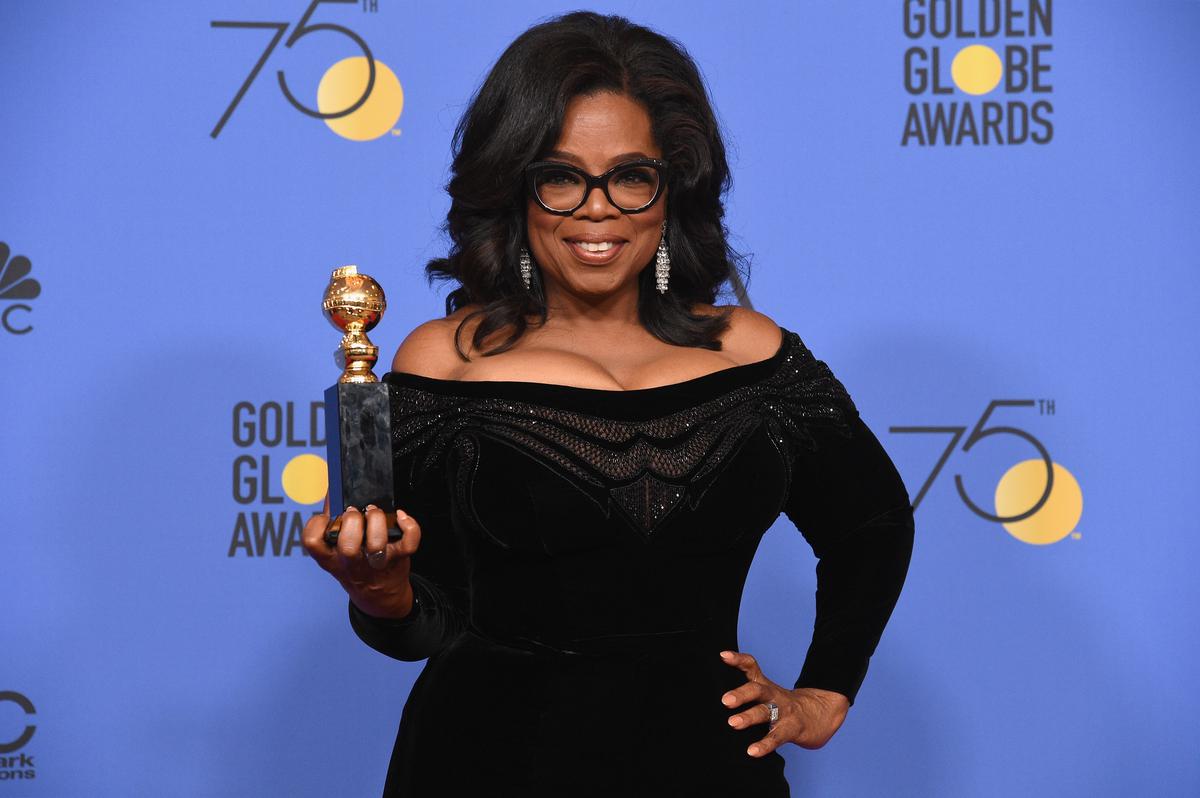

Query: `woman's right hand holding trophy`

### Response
(303, 500, 424, 620)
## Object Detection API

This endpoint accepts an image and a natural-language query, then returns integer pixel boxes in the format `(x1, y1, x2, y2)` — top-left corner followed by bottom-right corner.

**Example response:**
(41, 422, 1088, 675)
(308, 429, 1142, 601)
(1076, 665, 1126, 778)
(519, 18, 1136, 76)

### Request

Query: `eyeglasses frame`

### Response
(524, 157, 670, 216)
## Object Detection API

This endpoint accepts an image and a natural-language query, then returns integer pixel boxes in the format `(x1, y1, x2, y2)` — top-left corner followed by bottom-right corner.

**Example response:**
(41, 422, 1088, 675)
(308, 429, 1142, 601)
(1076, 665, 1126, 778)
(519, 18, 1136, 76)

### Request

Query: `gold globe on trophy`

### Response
(323, 264, 387, 384)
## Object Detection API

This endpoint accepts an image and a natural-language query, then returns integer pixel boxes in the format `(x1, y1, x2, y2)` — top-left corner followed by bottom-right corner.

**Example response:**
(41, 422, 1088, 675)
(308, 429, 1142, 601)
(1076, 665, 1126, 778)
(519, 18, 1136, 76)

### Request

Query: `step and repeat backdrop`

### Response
(2, 2, 1197, 796)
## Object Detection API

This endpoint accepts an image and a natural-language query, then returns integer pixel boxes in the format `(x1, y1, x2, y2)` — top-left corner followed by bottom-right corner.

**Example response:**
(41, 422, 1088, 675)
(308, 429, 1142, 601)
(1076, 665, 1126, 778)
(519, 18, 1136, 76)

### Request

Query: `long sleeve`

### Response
(347, 387, 470, 661)
(777, 354, 915, 706)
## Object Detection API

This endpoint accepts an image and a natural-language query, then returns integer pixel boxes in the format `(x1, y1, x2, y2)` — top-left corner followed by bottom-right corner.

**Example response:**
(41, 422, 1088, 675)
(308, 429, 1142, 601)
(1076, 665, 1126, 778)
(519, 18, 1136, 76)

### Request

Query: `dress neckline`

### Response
(383, 325, 795, 414)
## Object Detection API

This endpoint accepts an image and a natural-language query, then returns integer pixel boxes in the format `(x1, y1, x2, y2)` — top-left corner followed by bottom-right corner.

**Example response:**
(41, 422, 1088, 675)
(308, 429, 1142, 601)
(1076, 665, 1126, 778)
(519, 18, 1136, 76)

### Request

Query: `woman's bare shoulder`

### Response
(694, 303, 785, 364)
(389, 305, 482, 379)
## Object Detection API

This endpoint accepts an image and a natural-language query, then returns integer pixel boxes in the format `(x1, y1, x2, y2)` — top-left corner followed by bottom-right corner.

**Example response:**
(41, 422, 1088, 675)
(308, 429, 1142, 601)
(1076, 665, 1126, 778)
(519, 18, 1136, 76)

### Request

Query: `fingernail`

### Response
(720, 651, 733, 660)
(722, 694, 734, 706)
(346, 506, 359, 513)
(747, 745, 759, 756)
(366, 504, 378, 511)
(396, 509, 408, 520)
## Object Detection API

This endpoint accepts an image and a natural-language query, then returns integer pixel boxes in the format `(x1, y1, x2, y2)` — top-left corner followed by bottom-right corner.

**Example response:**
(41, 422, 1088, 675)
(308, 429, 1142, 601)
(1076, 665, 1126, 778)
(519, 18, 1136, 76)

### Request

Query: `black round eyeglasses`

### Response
(524, 158, 669, 215)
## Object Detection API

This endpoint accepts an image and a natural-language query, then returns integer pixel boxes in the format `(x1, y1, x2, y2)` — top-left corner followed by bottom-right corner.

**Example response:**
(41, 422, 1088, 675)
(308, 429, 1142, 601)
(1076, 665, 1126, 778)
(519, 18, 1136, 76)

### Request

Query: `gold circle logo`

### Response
(995, 460, 1083, 545)
(951, 45, 1003, 95)
(317, 57, 404, 141)
(281, 453, 328, 505)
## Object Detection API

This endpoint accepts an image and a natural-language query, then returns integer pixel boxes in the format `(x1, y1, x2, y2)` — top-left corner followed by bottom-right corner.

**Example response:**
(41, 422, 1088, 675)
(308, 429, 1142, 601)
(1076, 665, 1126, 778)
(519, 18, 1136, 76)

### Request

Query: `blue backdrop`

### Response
(3, 2, 1198, 795)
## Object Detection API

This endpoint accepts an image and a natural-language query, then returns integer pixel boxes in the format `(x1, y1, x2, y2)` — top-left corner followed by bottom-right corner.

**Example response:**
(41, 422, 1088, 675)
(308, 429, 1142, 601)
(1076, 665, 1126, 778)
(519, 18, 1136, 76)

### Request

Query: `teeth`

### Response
(575, 241, 616, 252)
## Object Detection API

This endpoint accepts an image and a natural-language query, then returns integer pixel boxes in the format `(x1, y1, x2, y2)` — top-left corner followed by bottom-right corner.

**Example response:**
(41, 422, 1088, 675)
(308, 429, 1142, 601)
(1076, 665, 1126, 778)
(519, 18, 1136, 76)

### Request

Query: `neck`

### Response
(539, 278, 643, 333)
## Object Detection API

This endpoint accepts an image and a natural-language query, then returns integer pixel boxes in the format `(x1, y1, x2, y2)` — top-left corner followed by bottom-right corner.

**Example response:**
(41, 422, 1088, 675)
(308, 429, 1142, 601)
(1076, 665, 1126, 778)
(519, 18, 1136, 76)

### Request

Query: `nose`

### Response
(574, 183, 620, 220)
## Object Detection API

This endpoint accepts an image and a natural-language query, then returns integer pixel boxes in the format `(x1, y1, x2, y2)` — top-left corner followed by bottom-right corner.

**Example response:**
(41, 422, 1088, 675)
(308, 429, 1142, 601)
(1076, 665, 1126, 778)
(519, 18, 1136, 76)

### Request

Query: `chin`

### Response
(564, 270, 631, 293)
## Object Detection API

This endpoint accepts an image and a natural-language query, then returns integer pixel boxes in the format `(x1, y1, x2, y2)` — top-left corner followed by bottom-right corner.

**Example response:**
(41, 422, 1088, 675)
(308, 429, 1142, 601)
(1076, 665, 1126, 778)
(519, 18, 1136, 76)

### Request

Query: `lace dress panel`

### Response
(387, 330, 859, 536)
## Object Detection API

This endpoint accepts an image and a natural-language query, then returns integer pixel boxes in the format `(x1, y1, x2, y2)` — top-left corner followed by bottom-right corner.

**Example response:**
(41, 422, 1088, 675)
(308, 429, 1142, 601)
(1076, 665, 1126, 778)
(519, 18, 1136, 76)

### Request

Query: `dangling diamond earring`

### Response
(655, 221, 670, 294)
(520, 247, 532, 290)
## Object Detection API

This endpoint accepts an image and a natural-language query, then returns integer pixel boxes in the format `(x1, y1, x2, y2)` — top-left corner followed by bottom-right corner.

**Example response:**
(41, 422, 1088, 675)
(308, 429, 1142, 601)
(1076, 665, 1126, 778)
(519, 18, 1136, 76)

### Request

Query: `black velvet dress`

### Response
(347, 326, 915, 797)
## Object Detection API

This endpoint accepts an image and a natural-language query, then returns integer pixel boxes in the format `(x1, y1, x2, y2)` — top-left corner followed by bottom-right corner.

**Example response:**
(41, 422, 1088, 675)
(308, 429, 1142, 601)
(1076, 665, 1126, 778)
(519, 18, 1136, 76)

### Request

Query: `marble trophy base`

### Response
(323, 382, 403, 547)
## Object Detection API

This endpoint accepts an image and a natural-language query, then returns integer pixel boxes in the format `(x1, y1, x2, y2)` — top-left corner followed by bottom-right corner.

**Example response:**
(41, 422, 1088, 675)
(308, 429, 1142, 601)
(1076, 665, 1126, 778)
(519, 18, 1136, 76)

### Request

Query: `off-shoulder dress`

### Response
(347, 326, 915, 797)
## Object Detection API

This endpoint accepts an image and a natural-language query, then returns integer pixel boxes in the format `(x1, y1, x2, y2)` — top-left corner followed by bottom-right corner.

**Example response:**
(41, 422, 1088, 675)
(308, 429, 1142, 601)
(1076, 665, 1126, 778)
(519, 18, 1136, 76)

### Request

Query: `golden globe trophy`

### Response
(321, 265, 402, 546)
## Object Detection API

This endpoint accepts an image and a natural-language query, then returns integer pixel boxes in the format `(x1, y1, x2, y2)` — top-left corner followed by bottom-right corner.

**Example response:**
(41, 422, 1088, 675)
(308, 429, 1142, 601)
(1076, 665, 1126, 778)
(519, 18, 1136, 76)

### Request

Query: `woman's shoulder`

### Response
(391, 304, 507, 379)
(694, 303, 787, 366)
(390, 314, 464, 380)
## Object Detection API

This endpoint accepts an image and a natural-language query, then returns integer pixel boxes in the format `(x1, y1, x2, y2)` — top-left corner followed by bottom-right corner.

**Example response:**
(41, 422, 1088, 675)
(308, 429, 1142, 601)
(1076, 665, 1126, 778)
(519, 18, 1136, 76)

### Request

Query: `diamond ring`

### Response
(766, 701, 780, 727)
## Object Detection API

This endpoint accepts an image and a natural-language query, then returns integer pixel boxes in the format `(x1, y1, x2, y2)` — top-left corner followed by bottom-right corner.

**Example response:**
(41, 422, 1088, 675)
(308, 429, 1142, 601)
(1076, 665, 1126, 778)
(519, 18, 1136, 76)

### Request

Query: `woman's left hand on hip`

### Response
(718, 649, 850, 756)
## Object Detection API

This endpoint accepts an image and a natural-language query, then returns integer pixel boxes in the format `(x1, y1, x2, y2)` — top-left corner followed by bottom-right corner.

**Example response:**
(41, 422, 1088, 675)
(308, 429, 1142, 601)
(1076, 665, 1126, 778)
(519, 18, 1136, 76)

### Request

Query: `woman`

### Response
(303, 11, 914, 797)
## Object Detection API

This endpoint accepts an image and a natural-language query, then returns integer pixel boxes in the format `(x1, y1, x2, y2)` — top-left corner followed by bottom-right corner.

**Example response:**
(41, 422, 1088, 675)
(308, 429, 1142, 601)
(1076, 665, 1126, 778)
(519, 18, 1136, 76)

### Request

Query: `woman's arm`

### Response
(782, 414, 915, 704)
(348, 480, 468, 657)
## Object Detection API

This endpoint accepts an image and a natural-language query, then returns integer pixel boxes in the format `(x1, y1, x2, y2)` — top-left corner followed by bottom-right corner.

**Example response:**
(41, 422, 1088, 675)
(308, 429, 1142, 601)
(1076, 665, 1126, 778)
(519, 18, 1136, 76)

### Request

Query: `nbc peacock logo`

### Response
(1, 242, 40, 336)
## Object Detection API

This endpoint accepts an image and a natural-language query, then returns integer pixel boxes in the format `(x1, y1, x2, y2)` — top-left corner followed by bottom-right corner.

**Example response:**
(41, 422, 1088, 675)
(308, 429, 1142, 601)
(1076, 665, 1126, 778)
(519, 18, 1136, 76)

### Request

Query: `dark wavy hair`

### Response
(426, 10, 750, 358)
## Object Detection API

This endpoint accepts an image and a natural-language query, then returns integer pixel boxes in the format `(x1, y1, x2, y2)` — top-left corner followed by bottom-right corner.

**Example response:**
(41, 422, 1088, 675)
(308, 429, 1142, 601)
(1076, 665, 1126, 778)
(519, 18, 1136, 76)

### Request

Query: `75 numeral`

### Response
(210, 0, 376, 138)
(890, 400, 1054, 522)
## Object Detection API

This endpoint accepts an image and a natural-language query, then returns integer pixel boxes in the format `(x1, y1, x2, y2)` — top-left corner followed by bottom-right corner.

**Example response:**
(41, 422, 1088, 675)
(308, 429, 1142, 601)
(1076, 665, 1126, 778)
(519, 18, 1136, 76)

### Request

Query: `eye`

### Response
(538, 167, 581, 186)
(614, 166, 656, 185)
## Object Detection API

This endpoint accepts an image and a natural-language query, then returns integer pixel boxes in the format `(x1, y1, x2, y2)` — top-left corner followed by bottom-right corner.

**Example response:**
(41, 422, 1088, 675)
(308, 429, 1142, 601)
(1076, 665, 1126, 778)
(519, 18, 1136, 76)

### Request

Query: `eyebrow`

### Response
(542, 150, 655, 167)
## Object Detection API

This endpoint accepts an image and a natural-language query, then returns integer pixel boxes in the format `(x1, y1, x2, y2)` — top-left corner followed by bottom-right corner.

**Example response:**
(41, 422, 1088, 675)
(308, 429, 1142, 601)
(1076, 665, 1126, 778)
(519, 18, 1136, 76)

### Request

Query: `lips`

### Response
(564, 238, 627, 265)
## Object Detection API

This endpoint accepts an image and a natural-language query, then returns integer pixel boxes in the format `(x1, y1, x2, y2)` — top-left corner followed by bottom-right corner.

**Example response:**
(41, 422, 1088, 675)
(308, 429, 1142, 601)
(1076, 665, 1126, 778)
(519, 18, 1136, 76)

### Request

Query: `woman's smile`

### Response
(563, 237, 628, 265)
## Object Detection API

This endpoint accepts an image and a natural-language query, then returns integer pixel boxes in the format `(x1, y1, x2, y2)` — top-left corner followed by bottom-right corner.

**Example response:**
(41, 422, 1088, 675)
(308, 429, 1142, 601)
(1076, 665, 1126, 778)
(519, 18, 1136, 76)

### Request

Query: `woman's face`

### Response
(525, 91, 667, 302)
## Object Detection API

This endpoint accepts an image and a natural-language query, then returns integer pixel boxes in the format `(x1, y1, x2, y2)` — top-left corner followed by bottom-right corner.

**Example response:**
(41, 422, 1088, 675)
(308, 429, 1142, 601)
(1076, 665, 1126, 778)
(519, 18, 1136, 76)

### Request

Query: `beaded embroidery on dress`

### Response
(386, 329, 858, 537)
